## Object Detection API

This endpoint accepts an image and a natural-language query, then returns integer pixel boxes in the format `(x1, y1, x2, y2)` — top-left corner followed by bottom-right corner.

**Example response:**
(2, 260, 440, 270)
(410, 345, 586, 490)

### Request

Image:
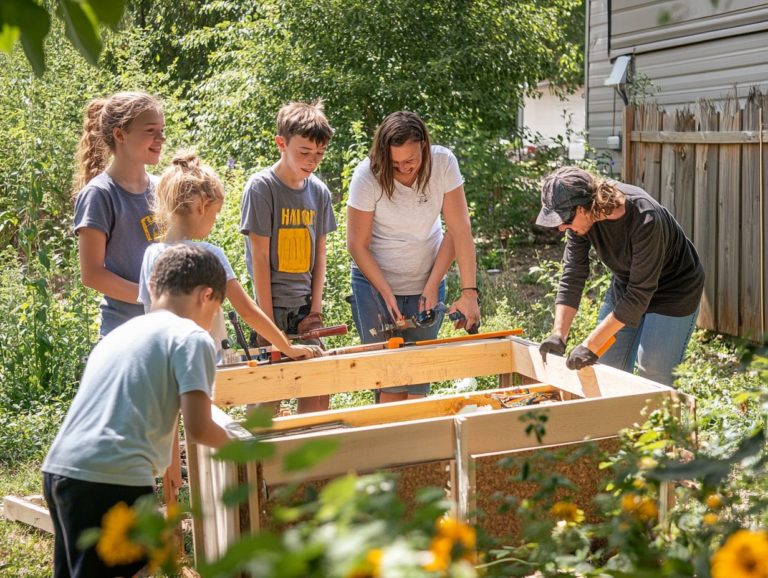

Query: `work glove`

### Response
(296, 311, 324, 335)
(566, 344, 598, 370)
(539, 334, 566, 363)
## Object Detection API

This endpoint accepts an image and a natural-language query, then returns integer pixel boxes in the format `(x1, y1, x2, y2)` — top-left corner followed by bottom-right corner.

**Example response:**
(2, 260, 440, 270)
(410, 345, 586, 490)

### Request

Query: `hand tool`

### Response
(286, 324, 348, 341)
(369, 303, 479, 336)
(228, 311, 252, 361)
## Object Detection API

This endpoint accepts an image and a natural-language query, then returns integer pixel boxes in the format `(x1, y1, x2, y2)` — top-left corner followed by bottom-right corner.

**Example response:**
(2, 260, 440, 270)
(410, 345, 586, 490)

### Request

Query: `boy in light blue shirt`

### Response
(42, 244, 231, 578)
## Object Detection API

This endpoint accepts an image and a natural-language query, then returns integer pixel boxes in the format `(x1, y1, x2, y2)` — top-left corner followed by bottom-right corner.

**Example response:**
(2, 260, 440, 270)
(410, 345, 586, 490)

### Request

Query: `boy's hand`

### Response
(297, 311, 324, 335)
(286, 344, 324, 360)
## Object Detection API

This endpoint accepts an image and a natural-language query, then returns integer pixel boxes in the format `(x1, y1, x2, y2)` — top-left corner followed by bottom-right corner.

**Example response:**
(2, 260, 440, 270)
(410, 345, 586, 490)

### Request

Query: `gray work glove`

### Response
(566, 344, 598, 370)
(539, 334, 566, 363)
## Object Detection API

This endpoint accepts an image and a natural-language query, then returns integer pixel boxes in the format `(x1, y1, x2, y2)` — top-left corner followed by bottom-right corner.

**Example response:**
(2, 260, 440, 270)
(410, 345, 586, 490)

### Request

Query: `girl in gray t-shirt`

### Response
(72, 92, 165, 336)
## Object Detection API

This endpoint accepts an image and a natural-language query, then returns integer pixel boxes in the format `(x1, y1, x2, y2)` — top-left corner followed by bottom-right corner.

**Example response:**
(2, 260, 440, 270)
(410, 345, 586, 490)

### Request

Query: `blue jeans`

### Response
(597, 285, 699, 386)
(43, 472, 152, 578)
(350, 268, 445, 395)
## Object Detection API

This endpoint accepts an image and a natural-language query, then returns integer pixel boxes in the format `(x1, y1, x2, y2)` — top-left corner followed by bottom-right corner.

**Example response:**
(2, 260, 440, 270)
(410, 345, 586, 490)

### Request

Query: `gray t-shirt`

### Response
(347, 145, 464, 294)
(73, 172, 161, 336)
(42, 310, 216, 486)
(556, 183, 705, 327)
(240, 168, 337, 307)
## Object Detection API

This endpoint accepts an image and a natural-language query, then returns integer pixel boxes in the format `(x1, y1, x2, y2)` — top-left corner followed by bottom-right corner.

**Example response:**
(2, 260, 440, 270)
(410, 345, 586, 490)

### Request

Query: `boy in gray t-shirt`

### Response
(240, 102, 336, 414)
(42, 245, 230, 578)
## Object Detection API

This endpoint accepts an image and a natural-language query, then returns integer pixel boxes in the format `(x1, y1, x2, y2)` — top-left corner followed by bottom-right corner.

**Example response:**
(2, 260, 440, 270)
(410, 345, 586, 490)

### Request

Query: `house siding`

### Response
(586, 0, 768, 173)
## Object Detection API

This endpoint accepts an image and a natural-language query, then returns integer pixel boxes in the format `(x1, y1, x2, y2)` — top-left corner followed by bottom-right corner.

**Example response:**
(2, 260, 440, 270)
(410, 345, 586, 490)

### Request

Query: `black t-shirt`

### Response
(556, 183, 704, 327)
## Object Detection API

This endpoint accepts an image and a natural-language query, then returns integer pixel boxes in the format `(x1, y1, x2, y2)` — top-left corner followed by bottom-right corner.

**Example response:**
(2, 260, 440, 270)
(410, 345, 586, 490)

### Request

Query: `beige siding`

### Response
(586, 0, 768, 171)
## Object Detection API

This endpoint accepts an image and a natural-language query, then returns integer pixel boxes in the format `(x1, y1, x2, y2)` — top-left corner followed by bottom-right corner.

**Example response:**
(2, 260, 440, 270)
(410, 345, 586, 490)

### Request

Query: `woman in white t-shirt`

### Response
(347, 111, 480, 403)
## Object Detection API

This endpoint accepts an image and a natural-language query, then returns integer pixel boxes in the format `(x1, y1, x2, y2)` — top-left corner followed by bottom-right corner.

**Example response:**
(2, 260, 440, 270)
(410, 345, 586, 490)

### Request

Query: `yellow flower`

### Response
(706, 494, 724, 510)
(632, 477, 647, 490)
(703, 513, 719, 526)
(550, 501, 585, 524)
(639, 457, 658, 470)
(96, 502, 145, 566)
(620, 493, 658, 522)
(346, 548, 383, 578)
(424, 517, 477, 571)
(711, 530, 768, 578)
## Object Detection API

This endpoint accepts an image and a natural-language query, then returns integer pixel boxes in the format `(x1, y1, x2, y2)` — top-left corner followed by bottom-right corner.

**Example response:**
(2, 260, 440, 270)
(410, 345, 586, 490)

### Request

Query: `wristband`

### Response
(461, 286, 481, 303)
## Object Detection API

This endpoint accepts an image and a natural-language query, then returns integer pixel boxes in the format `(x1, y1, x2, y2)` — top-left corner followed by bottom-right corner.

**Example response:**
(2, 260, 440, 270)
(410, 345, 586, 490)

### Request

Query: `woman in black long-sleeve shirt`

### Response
(536, 166, 704, 386)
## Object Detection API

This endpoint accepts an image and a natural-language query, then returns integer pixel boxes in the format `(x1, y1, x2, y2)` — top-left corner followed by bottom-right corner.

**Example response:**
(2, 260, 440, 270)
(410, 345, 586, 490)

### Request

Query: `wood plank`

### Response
(3, 495, 53, 533)
(674, 109, 696, 237)
(717, 96, 742, 336)
(186, 441, 206, 566)
(631, 105, 645, 185)
(660, 112, 676, 211)
(260, 385, 556, 432)
(213, 338, 516, 406)
(631, 130, 768, 144)
(763, 95, 768, 340)
(622, 105, 634, 182)
(740, 89, 763, 340)
(641, 105, 663, 199)
(694, 100, 719, 331)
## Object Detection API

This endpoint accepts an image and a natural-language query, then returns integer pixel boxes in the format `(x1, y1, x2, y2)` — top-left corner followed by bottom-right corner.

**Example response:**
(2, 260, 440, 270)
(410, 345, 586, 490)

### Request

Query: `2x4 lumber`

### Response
(631, 130, 768, 144)
(261, 385, 557, 432)
(3, 495, 53, 534)
(213, 338, 516, 406)
(261, 418, 457, 485)
(511, 339, 666, 398)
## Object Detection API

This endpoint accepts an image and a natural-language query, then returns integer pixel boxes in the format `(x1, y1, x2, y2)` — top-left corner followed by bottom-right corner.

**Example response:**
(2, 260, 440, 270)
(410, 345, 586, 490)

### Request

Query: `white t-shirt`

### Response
(347, 145, 464, 294)
(42, 311, 216, 486)
(139, 241, 235, 354)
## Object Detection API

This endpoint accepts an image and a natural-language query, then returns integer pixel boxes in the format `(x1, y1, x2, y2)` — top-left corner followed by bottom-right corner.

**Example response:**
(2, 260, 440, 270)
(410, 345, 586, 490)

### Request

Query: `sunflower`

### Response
(424, 517, 476, 571)
(711, 529, 768, 578)
(96, 502, 145, 566)
(620, 493, 658, 522)
(550, 501, 585, 524)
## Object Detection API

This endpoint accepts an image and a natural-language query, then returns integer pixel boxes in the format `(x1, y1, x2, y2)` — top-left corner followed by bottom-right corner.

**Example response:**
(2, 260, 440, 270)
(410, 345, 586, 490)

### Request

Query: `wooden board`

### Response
(694, 100, 719, 331)
(3, 495, 53, 534)
(674, 109, 696, 237)
(213, 337, 516, 406)
(717, 96, 741, 336)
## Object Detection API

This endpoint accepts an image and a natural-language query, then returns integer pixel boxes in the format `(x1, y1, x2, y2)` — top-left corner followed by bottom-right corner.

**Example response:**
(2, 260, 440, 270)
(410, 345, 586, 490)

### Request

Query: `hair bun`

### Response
(171, 148, 199, 169)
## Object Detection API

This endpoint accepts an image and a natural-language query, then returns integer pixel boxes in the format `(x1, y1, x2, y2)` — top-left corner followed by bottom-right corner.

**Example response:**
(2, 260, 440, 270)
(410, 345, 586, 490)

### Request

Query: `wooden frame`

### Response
(188, 336, 679, 562)
(3, 495, 53, 533)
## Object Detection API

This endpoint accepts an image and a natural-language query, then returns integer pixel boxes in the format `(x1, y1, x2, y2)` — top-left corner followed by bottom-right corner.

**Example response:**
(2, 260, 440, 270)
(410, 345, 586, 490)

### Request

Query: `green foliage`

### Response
(0, 0, 126, 75)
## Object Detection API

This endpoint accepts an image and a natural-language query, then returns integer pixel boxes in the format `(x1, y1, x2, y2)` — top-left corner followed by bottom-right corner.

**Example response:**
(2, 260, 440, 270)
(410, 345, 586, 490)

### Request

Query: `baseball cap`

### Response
(535, 167, 594, 227)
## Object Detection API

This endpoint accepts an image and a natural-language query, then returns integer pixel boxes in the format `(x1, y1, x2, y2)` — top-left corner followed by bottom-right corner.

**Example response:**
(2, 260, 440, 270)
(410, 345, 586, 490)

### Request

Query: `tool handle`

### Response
(289, 324, 348, 341)
(595, 335, 616, 358)
(448, 309, 480, 334)
(227, 311, 252, 361)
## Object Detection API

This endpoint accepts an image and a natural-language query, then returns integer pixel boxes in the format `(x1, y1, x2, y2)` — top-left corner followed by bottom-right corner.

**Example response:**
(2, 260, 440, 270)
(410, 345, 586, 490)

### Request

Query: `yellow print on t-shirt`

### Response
(281, 208, 316, 227)
(277, 227, 311, 273)
(140, 213, 163, 241)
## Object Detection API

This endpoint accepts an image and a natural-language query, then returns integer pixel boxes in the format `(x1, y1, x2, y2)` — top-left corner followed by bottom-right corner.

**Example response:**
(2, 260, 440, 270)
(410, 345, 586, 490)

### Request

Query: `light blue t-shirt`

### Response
(138, 241, 236, 311)
(42, 310, 216, 486)
(73, 172, 162, 336)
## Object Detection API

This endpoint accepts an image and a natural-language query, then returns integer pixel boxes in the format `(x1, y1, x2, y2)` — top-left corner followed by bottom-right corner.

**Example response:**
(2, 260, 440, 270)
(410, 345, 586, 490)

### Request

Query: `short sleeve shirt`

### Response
(240, 169, 337, 307)
(42, 311, 216, 486)
(73, 172, 161, 335)
(347, 145, 464, 294)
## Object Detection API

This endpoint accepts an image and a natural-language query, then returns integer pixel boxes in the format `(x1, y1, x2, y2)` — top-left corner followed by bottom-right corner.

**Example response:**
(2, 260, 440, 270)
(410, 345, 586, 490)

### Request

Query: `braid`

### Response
(72, 99, 109, 197)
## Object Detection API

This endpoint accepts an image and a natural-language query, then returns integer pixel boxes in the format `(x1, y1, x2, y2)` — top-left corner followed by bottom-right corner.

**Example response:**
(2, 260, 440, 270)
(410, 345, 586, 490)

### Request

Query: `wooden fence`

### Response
(622, 91, 767, 341)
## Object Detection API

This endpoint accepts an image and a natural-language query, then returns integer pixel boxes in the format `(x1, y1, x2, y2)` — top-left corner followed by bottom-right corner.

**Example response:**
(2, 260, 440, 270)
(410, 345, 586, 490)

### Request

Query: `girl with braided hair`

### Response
(73, 91, 165, 336)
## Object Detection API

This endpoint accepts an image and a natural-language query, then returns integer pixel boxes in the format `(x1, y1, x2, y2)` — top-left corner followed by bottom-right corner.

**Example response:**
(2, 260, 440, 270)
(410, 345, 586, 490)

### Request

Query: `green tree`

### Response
(0, 0, 126, 75)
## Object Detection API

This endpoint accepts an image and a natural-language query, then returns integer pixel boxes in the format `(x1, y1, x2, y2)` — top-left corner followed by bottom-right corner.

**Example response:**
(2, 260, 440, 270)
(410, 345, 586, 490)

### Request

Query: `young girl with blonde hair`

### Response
(138, 149, 319, 362)
(73, 91, 165, 336)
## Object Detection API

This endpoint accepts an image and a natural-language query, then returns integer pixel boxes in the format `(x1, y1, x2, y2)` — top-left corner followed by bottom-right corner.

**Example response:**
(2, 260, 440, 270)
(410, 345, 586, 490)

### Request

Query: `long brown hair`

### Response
(547, 166, 624, 220)
(72, 91, 162, 197)
(369, 111, 432, 200)
(152, 149, 224, 231)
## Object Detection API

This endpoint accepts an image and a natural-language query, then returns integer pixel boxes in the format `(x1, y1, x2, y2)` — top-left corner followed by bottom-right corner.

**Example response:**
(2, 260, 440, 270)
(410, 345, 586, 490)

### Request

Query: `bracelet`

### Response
(461, 287, 481, 302)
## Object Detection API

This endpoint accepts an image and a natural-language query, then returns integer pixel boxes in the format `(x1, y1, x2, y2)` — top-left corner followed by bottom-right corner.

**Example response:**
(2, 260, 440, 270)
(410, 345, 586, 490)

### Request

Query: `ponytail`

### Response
(71, 92, 163, 200)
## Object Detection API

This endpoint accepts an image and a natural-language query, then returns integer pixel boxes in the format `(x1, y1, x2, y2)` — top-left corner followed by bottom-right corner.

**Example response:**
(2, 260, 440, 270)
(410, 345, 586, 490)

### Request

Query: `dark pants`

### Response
(43, 472, 152, 578)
